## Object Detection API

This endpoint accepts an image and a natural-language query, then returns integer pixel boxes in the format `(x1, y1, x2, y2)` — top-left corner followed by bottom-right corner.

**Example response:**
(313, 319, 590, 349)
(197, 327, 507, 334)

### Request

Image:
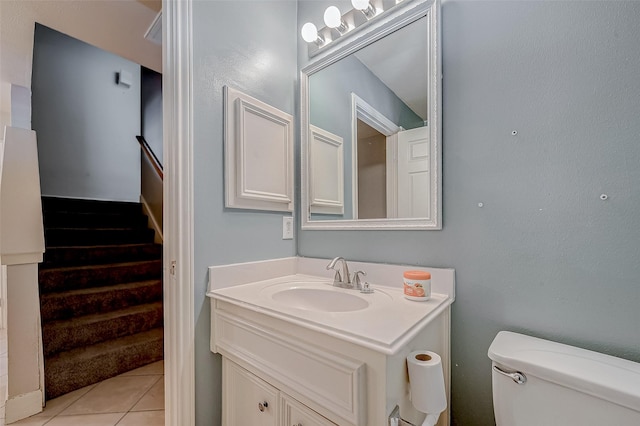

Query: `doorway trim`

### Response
(162, 1, 195, 425)
(350, 93, 400, 219)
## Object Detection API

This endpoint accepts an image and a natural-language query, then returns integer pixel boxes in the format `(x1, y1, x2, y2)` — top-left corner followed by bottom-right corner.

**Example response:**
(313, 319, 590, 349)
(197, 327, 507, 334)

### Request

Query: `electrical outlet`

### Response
(282, 216, 293, 239)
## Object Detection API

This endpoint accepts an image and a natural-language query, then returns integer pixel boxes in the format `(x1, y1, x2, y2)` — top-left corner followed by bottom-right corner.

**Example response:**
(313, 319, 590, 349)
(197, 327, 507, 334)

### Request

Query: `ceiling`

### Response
(136, 0, 162, 13)
(354, 17, 429, 121)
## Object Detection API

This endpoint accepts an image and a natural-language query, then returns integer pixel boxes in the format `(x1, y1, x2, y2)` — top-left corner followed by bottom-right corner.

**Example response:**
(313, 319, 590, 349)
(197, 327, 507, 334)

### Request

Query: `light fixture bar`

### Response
(302, 0, 403, 54)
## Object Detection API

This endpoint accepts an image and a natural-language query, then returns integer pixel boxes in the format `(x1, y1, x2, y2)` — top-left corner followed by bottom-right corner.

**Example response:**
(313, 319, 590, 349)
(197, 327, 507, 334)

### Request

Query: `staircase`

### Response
(39, 196, 164, 400)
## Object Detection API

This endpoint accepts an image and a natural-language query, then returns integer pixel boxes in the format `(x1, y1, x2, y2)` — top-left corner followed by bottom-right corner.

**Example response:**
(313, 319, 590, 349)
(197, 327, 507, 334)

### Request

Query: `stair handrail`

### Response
(135, 136, 163, 180)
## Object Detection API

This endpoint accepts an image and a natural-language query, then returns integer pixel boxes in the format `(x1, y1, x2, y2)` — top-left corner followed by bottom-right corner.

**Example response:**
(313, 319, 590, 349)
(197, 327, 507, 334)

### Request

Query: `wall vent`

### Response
(144, 11, 162, 46)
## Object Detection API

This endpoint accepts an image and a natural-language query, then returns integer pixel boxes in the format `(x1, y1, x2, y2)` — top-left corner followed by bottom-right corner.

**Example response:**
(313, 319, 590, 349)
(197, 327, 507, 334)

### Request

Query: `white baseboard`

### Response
(140, 195, 163, 243)
(5, 389, 43, 424)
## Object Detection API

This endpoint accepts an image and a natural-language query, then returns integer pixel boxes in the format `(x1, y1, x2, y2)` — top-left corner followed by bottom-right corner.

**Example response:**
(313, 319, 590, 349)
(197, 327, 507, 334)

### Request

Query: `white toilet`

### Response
(488, 331, 640, 425)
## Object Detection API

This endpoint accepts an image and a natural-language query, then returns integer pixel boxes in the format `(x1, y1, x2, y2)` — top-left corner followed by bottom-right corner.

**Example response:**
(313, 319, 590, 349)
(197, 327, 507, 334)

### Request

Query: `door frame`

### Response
(350, 93, 400, 219)
(162, 1, 195, 425)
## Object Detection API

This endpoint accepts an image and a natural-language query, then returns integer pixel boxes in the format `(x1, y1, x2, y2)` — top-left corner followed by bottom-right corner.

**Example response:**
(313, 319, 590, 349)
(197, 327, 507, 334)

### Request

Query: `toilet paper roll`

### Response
(407, 350, 447, 420)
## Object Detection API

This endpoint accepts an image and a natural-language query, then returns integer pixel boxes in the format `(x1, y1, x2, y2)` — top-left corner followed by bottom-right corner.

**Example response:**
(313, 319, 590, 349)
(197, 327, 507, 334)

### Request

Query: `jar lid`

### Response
(404, 270, 431, 280)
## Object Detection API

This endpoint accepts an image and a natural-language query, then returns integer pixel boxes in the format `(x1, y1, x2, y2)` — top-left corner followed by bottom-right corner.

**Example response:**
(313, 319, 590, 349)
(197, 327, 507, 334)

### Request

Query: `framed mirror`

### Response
(301, 0, 441, 230)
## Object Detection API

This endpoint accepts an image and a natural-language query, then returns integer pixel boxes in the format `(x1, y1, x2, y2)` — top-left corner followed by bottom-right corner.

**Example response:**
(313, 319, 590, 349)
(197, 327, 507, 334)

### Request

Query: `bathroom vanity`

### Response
(207, 257, 454, 426)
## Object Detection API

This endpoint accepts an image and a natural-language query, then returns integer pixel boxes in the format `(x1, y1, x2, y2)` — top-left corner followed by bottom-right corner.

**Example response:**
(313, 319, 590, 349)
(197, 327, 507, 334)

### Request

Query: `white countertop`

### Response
(208, 272, 452, 354)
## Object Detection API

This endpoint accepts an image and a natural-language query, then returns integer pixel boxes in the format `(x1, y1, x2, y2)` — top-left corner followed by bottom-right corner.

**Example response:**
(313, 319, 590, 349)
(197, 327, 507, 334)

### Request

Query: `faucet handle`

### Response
(360, 281, 374, 294)
(352, 270, 366, 289)
(353, 271, 374, 293)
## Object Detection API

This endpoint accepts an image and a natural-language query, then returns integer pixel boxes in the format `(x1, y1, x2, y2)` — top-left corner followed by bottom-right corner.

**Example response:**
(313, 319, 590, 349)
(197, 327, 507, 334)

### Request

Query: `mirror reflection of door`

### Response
(356, 122, 429, 219)
(396, 126, 430, 219)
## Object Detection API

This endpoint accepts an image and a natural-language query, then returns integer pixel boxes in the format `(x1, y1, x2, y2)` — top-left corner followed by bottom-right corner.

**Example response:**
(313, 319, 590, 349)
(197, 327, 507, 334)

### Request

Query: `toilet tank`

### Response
(488, 331, 640, 426)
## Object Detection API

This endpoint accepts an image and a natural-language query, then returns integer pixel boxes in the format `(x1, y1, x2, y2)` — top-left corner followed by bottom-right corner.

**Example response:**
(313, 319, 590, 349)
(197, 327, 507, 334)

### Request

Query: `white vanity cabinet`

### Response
(223, 358, 337, 426)
(210, 285, 451, 426)
(208, 259, 454, 426)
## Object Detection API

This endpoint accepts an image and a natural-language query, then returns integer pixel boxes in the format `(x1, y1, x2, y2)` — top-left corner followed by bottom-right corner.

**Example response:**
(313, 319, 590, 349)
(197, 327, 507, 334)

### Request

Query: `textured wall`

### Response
(32, 24, 141, 202)
(298, 1, 640, 425)
(191, 1, 298, 424)
(0, 0, 160, 132)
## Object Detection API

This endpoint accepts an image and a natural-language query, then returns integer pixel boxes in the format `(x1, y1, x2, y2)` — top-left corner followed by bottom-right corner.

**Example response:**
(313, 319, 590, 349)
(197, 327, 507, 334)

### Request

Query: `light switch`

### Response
(282, 216, 293, 240)
(117, 70, 132, 88)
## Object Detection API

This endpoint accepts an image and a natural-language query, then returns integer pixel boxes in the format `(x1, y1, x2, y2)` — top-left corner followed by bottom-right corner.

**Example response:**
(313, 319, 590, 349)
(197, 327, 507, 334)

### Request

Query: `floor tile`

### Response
(131, 377, 163, 412)
(45, 412, 125, 426)
(116, 410, 164, 426)
(119, 361, 164, 377)
(39, 383, 96, 418)
(7, 416, 49, 426)
(9, 388, 84, 424)
(61, 376, 158, 416)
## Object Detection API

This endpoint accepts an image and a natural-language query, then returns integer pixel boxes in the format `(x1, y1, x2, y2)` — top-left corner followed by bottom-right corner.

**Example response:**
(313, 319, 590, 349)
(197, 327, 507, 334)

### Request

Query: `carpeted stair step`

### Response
(39, 260, 162, 293)
(41, 243, 162, 269)
(44, 211, 149, 229)
(42, 197, 142, 216)
(45, 227, 155, 247)
(44, 327, 164, 400)
(40, 280, 162, 322)
(39, 196, 164, 401)
(43, 302, 163, 356)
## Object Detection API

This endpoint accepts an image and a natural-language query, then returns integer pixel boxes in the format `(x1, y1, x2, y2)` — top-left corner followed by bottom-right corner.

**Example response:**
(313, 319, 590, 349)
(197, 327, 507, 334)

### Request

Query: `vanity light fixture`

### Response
(301, 22, 325, 46)
(301, 0, 396, 53)
(351, 0, 377, 19)
(324, 6, 349, 35)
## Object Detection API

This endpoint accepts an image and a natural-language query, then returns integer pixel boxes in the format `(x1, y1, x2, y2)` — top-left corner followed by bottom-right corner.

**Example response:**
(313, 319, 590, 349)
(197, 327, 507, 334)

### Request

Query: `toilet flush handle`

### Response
(493, 365, 527, 384)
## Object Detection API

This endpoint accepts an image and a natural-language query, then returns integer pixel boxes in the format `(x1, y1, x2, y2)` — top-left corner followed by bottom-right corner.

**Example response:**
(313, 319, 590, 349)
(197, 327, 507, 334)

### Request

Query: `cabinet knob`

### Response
(258, 401, 269, 412)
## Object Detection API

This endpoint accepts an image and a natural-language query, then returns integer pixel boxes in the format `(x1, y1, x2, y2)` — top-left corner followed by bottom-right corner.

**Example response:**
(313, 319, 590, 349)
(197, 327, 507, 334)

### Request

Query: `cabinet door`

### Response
(223, 359, 279, 426)
(281, 393, 338, 426)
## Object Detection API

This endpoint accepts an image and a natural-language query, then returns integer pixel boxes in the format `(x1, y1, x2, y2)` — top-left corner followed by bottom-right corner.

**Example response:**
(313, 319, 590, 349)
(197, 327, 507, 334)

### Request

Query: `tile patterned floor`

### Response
(7, 357, 164, 426)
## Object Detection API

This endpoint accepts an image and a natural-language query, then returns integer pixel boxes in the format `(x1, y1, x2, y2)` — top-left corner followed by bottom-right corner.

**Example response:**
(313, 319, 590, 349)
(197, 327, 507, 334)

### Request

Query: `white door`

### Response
(396, 126, 430, 218)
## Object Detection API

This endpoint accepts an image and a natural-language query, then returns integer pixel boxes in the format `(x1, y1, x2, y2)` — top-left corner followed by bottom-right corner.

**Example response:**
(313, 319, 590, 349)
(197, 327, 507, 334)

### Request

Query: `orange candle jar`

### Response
(403, 270, 431, 301)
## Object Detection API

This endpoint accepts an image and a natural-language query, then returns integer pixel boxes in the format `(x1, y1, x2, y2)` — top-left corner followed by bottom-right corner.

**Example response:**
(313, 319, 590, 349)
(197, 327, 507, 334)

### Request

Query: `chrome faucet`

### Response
(326, 257, 351, 288)
(326, 258, 373, 293)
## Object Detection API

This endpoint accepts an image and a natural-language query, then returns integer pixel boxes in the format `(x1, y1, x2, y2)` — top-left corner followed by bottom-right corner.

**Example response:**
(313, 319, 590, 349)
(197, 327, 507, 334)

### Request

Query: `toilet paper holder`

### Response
(388, 405, 417, 426)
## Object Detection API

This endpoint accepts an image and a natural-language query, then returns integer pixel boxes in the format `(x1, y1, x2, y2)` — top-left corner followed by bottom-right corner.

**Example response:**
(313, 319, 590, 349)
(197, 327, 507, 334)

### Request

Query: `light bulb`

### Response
(351, 0, 370, 10)
(351, 0, 377, 19)
(301, 22, 319, 43)
(323, 6, 343, 29)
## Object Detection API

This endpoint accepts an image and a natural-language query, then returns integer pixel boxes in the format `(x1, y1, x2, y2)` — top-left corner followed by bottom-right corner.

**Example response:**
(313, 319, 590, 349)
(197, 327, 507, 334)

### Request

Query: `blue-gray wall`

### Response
(310, 55, 423, 219)
(191, 1, 297, 424)
(32, 24, 141, 202)
(10, 84, 31, 130)
(299, 1, 640, 425)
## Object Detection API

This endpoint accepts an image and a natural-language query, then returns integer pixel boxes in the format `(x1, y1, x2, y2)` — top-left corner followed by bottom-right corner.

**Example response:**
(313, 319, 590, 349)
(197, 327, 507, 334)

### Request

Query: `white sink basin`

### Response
(209, 272, 454, 353)
(270, 287, 370, 312)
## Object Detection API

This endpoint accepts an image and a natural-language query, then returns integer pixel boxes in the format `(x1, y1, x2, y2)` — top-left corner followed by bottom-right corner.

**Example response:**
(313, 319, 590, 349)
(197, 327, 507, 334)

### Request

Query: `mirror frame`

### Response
(300, 0, 441, 230)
